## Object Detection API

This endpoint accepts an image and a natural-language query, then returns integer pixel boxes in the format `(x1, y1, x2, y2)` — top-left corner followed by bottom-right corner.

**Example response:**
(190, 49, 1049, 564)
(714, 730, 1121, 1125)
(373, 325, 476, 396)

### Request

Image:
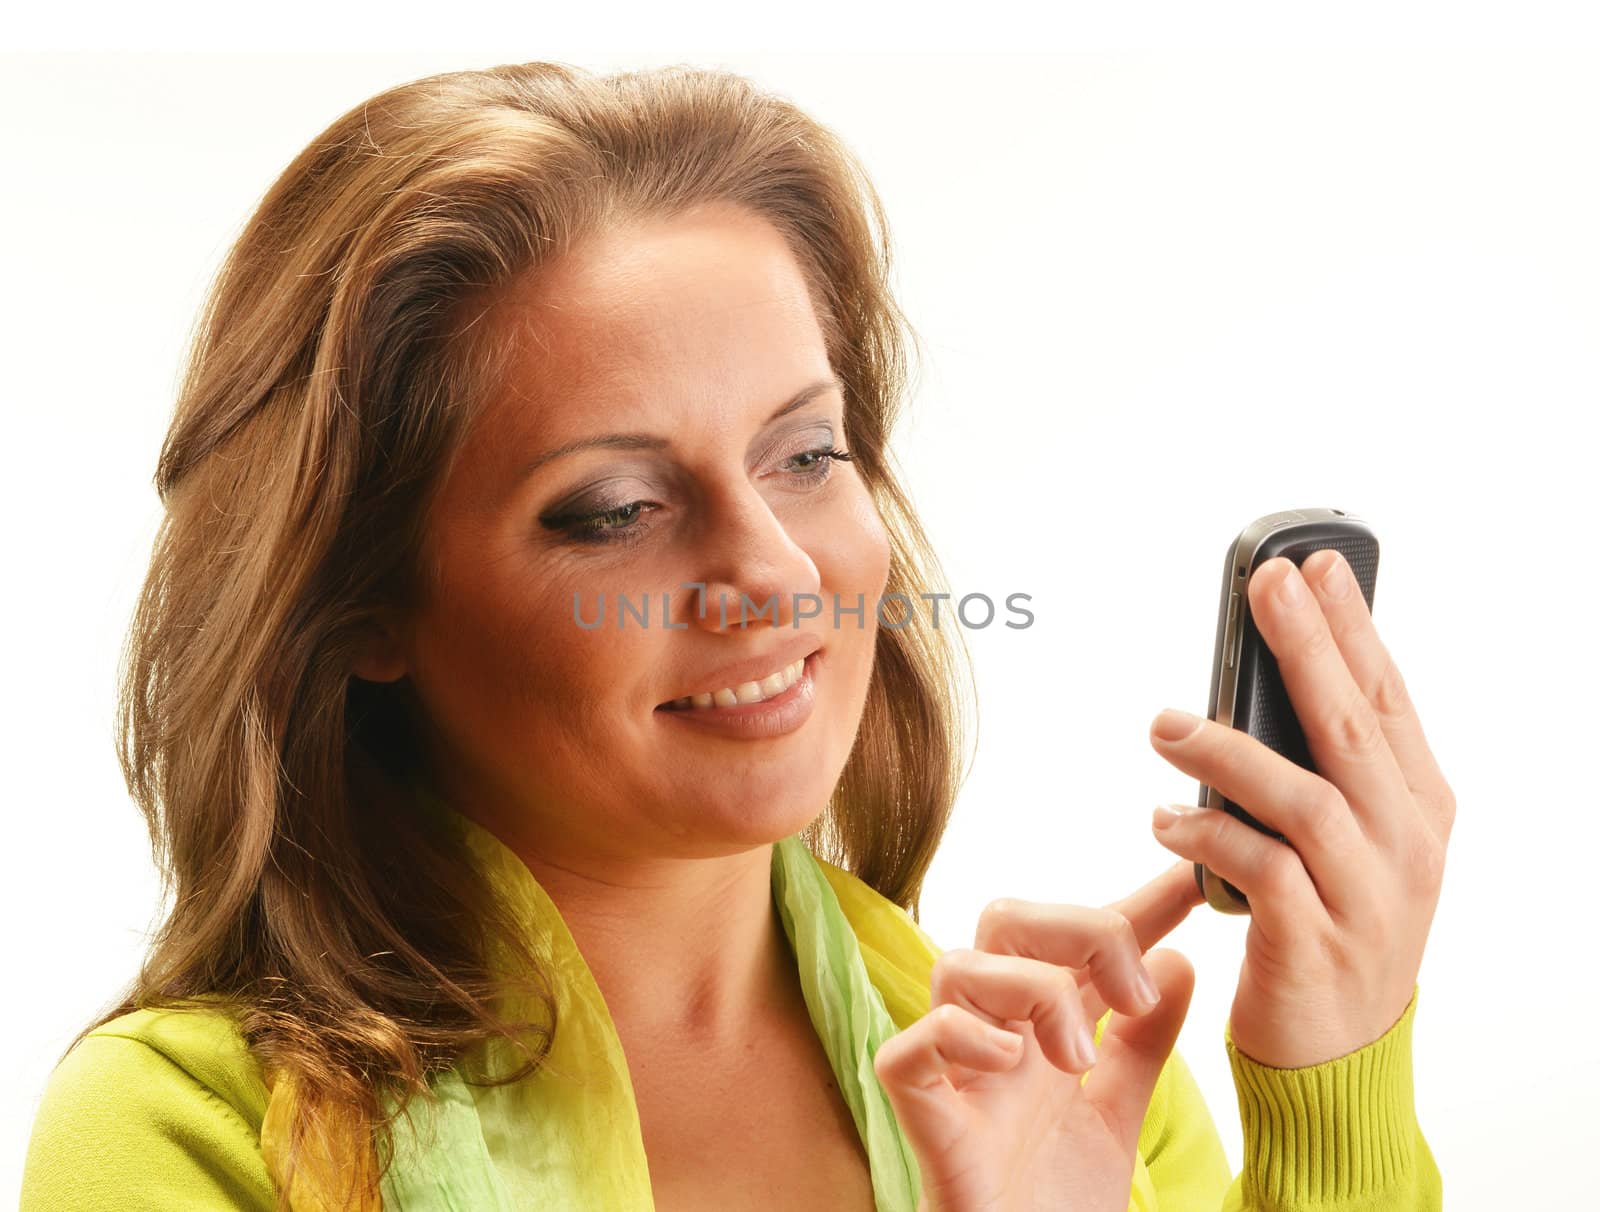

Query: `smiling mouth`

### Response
(657, 654, 810, 712)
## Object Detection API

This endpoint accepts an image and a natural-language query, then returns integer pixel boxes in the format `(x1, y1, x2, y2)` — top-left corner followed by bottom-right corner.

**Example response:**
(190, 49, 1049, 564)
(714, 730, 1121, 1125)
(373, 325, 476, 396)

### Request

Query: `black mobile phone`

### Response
(1194, 508, 1380, 914)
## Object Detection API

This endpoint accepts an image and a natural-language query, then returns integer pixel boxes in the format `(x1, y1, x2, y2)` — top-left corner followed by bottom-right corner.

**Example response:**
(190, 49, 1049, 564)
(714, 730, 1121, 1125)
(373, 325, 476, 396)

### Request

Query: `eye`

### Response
(538, 446, 855, 550)
(781, 446, 854, 482)
(540, 500, 659, 546)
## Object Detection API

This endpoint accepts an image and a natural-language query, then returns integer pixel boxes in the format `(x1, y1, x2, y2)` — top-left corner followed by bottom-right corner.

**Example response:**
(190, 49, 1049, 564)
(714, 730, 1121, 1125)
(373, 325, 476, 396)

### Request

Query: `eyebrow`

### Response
(515, 373, 846, 482)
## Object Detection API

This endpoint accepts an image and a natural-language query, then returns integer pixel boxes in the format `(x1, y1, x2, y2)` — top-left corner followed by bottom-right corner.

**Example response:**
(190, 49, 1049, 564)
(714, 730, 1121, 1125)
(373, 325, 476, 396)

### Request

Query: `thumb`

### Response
(1080, 947, 1195, 1149)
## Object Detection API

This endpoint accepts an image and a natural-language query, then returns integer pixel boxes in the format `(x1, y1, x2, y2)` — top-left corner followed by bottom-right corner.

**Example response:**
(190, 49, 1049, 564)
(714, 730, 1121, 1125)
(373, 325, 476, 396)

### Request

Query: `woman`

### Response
(20, 60, 1449, 1210)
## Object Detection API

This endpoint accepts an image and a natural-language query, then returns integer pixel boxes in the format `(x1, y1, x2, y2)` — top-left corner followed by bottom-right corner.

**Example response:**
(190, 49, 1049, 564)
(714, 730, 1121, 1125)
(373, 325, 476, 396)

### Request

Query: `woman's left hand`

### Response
(1145, 549, 1455, 1068)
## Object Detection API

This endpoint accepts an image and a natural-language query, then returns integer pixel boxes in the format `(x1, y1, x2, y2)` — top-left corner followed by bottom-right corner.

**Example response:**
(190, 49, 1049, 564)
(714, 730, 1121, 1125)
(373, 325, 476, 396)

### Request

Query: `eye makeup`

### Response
(537, 444, 854, 548)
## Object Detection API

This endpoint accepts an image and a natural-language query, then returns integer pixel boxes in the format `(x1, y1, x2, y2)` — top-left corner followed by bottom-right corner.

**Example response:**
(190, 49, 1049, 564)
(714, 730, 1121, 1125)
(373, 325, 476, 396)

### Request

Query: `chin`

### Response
(665, 780, 833, 851)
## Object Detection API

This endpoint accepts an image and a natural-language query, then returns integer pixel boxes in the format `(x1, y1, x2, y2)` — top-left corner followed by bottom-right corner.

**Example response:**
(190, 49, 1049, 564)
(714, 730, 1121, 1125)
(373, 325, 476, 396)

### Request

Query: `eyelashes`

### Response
(787, 445, 853, 477)
(557, 499, 653, 546)
(540, 446, 855, 548)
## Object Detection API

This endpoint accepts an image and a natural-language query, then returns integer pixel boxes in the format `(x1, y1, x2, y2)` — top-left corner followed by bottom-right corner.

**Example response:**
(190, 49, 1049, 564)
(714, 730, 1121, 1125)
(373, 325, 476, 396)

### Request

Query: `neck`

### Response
(507, 833, 796, 1049)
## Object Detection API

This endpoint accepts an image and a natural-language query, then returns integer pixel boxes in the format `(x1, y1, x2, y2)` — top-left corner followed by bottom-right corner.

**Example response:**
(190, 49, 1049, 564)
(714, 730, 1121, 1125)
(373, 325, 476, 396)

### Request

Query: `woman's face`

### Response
(371, 200, 891, 865)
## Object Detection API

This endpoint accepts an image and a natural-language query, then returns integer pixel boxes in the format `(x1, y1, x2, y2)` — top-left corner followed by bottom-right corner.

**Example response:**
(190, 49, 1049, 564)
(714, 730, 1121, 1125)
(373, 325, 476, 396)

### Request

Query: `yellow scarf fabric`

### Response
(262, 798, 962, 1210)
(261, 794, 1171, 1209)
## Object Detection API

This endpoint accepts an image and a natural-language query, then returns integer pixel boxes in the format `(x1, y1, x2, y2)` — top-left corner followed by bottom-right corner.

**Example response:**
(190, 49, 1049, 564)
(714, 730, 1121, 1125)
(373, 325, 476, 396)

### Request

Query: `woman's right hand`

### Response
(872, 860, 1205, 1212)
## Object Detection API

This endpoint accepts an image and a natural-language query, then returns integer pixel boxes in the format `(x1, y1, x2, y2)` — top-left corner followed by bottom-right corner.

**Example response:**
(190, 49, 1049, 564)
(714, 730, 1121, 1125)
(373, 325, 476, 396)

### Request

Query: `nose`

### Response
(670, 483, 821, 634)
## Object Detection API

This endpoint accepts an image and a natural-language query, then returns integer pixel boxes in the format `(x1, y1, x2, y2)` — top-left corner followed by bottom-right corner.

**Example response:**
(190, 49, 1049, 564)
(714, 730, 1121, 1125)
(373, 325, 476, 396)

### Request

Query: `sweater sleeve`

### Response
(19, 1029, 277, 1212)
(1141, 983, 1441, 1211)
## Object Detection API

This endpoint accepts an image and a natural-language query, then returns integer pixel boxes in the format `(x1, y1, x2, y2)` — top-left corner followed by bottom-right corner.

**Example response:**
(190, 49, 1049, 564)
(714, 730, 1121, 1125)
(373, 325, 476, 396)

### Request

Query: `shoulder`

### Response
(90, 1003, 270, 1122)
(20, 1003, 276, 1211)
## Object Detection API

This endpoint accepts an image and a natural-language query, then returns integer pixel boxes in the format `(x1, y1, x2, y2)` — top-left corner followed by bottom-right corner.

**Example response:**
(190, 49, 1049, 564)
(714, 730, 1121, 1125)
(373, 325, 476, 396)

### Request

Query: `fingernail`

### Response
(1320, 553, 1354, 600)
(1135, 965, 1161, 1008)
(1153, 709, 1202, 742)
(1074, 1024, 1098, 1068)
(1277, 564, 1307, 607)
(1153, 804, 1185, 829)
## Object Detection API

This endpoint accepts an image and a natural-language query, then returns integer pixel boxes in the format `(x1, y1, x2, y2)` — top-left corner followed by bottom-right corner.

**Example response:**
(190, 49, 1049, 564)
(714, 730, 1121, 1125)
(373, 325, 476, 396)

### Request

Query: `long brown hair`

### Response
(74, 59, 977, 1204)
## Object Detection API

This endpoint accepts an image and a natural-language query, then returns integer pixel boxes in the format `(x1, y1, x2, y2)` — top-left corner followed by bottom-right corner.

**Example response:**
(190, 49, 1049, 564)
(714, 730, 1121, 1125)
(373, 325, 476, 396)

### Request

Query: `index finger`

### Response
(1072, 860, 1202, 1024)
(1102, 859, 1205, 952)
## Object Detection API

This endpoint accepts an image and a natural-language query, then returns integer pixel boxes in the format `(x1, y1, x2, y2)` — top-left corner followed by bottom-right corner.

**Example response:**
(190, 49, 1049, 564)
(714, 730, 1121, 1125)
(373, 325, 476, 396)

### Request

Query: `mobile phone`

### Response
(1194, 508, 1380, 914)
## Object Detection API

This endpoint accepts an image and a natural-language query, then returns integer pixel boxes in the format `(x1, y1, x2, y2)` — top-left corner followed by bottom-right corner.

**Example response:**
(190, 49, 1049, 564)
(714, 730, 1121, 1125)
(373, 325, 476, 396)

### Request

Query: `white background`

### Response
(5, 6, 1597, 1208)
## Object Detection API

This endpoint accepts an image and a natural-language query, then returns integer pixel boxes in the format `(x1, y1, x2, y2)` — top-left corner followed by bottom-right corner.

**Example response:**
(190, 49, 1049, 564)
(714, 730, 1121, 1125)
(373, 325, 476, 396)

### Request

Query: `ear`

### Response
(349, 614, 409, 684)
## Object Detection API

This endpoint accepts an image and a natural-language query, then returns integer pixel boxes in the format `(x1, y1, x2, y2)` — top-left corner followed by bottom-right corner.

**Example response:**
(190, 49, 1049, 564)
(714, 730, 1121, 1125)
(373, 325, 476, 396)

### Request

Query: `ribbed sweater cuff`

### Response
(1224, 984, 1422, 1210)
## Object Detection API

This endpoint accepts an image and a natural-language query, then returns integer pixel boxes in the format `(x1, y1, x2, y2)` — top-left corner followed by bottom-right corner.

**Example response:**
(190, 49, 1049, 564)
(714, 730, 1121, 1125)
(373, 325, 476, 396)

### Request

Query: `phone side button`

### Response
(1224, 591, 1240, 669)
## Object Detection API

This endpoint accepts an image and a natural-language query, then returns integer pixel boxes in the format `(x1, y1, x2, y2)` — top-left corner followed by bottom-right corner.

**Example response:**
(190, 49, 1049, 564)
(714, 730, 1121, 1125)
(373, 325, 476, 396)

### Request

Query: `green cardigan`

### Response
(21, 808, 1440, 1210)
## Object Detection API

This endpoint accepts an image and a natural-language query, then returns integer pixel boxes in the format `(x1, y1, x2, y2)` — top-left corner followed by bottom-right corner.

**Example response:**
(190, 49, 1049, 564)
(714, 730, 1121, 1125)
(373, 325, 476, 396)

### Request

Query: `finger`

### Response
(1148, 711, 1368, 921)
(872, 1003, 1027, 1154)
(1102, 859, 1205, 953)
(930, 948, 1104, 1076)
(1245, 556, 1418, 848)
(1082, 948, 1195, 1151)
(1300, 548, 1457, 845)
(1073, 861, 1203, 1023)
(1149, 800, 1332, 946)
(974, 896, 1171, 1029)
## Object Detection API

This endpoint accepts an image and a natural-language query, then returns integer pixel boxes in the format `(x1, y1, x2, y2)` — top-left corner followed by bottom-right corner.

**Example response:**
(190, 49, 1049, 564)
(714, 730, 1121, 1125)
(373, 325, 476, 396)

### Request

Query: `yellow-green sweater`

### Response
(20, 829, 1440, 1211)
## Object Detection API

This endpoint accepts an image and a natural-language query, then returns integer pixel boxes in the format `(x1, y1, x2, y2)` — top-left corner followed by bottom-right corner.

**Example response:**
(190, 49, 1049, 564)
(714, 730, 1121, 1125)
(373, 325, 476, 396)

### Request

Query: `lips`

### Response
(659, 655, 805, 711)
(654, 649, 820, 738)
(655, 637, 824, 709)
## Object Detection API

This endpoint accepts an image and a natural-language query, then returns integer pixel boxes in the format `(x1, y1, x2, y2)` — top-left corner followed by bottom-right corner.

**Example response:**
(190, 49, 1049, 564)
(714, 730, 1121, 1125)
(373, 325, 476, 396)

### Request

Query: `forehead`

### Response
(486, 204, 827, 424)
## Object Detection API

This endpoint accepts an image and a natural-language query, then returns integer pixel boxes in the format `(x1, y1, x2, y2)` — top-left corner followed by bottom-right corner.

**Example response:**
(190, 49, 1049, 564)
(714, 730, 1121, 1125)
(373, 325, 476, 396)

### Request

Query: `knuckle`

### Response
(1299, 618, 1337, 662)
(927, 1002, 970, 1036)
(873, 1031, 908, 1077)
(1408, 833, 1448, 893)
(977, 897, 1022, 941)
(929, 951, 954, 988)
(1054, 966, 1082, 1004)
(1372, 654, 1413, 719)
(1332, 694, 1387, 761)
(1439, 787, 1458, 835)
(1299, 785, 1348, 850)
(1261, 846, 1305, 899)
(930, 948, 975, 996)
(1096, 907, 1137, 950)
(1196, 804, 1231, 846)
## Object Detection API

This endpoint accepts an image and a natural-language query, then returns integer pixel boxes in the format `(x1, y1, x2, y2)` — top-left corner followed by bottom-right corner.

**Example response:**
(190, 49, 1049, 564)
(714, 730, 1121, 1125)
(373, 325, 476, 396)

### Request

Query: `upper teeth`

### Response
(666, 658, 806, 710)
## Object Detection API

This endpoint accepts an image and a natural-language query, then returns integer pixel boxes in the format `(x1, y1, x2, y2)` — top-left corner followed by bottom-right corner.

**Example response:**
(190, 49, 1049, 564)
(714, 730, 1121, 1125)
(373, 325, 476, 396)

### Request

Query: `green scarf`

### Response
(372, 791, 936, 1210)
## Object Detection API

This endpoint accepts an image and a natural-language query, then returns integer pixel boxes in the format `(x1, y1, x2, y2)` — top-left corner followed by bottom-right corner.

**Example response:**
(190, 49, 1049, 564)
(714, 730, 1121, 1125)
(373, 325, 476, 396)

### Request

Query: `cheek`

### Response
(805, 484, 891, 680)
(408, 542, 648, 753)
(826, 483, 892, 598)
